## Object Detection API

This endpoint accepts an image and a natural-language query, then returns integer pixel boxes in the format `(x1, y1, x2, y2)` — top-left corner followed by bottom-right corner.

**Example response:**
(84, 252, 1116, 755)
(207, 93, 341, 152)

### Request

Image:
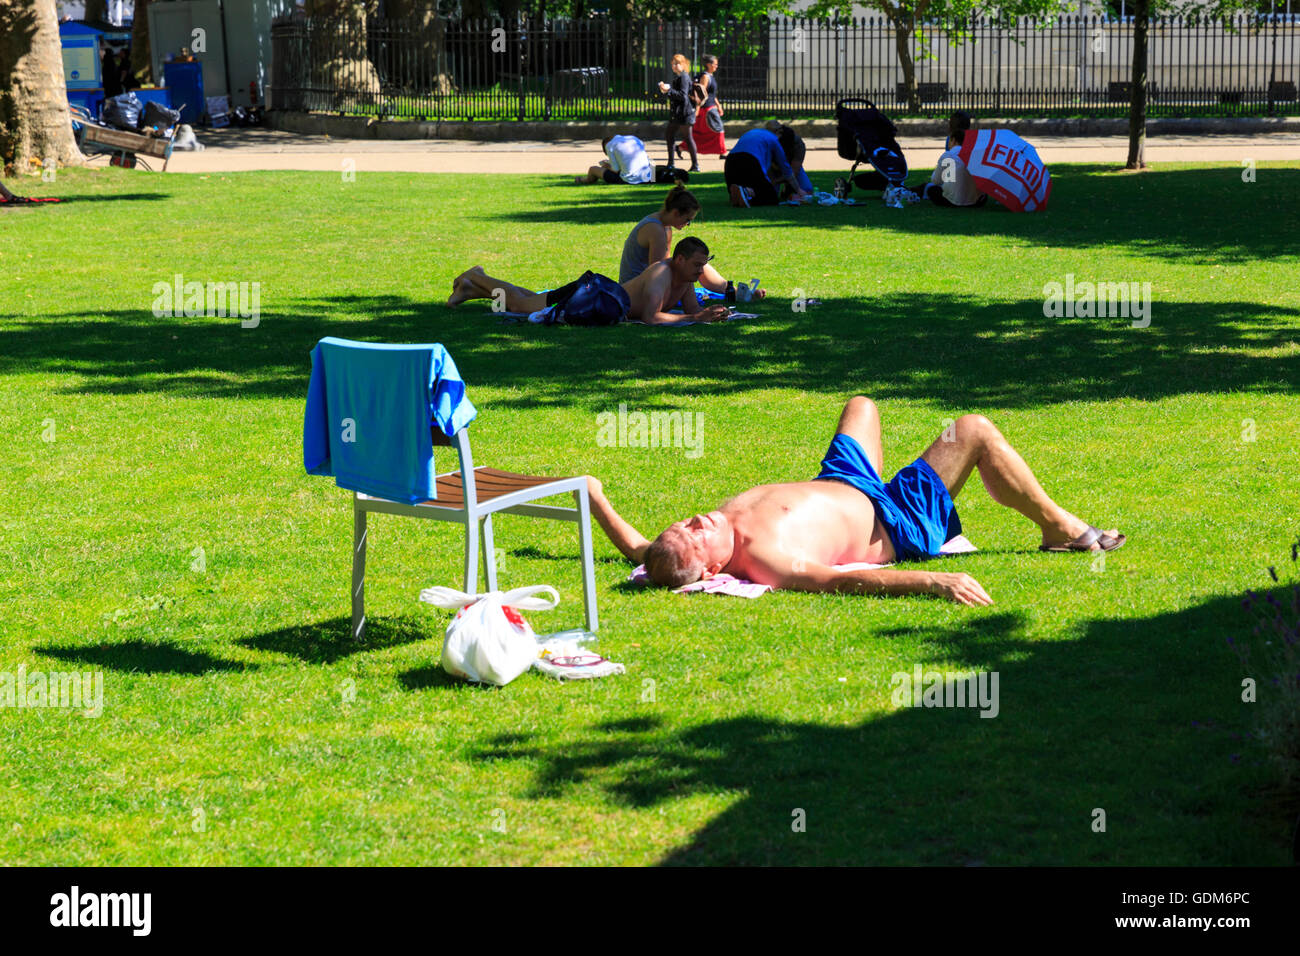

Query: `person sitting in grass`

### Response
(585, 396, 1126, 604)
(768, 123, 816, 202)
(619, 185, 765, 302)
(912, 111, 987, 208)
(575, 134, 688, 186)
(447, 236, 731, 325)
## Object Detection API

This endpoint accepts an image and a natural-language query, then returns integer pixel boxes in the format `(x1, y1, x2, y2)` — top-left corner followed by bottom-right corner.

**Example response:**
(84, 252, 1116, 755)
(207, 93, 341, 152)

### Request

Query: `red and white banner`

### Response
(958, 129, 1052, 212)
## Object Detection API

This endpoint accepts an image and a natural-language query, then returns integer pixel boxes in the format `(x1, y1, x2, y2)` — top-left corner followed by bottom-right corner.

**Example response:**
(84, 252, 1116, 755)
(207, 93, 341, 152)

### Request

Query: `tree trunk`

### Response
(1126, 0, 1149, 170)
(84, 0, 108, 22)
(893, 18, 919, 113)
(386, 0, 453, 96)
(306, 0, 383, 108)
(131, 0, 153, 85)
(0, 0, 85, 175)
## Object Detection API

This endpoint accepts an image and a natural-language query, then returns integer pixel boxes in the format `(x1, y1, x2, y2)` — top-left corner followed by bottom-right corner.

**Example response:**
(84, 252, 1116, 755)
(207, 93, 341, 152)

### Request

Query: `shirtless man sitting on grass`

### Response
(447, 236, 731, 325)
(586, 397, 1126, 606)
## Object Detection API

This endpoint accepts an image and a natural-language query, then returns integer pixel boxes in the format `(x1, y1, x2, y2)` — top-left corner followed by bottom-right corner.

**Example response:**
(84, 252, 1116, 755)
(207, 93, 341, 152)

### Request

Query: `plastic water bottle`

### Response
(539, 628, 599, 646)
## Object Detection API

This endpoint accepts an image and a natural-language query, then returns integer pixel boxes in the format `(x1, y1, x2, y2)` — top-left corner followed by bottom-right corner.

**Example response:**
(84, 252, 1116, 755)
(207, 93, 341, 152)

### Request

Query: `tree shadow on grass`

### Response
(473, 593, 1287, 865)
(34, 639, 254, 675)
(235, 615, 431, 664)
(2, 292, 1296, 409)
(497, 166, 1300, 265)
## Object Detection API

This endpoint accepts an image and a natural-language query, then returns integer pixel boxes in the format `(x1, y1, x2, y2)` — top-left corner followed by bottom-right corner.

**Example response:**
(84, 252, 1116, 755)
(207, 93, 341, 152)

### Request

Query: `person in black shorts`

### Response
(724, 127, 810, 207)
(446, 238, 732, 326)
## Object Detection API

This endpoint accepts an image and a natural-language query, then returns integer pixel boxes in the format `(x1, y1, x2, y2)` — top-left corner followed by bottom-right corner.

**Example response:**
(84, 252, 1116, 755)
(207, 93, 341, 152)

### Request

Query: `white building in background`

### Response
(761, 3, 1298, 103)
(57, 1, 135, 24)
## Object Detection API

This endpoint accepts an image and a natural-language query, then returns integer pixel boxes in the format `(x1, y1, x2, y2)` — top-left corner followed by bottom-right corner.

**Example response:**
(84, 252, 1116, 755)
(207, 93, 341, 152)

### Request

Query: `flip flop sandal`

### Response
(1040, 525, 1126, 553)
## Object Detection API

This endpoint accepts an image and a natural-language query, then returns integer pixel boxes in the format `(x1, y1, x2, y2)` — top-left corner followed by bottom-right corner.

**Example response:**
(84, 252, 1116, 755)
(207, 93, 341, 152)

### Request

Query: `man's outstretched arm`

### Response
(832, 567, 992, 606)
(748, 546, 993, 606)
(584, 477, 651, 563)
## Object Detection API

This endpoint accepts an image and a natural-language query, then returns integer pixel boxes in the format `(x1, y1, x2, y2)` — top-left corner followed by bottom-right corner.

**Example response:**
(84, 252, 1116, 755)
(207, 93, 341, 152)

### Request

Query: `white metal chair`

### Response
(350, 427, 599, 640)
(304, 337, 598, 640)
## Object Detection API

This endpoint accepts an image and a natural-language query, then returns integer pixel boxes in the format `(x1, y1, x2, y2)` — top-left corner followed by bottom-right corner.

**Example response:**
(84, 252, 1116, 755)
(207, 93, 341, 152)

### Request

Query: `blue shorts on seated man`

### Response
(814, 433, 962, 561)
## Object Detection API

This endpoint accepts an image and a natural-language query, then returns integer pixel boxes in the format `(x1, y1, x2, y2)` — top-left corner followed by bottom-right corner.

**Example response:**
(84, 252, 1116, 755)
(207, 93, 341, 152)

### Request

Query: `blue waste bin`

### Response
(163, 61, 204, 126)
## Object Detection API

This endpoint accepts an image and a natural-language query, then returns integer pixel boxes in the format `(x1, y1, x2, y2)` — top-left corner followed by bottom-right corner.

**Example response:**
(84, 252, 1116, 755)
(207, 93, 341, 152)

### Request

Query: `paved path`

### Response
(165, 128, 1300, 174)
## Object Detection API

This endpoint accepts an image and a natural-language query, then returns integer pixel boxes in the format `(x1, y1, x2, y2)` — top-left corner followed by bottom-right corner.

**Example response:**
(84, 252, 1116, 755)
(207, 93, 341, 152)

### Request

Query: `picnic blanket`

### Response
(628, 534, 977, 597)
(495, 307, 761, 327)
(490, 284, 760, 327)
(782, 190, 859, 207)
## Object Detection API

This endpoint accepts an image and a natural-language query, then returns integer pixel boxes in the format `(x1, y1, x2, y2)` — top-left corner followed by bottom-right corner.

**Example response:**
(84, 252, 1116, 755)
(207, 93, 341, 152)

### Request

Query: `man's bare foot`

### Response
(451, 267, 474, 296)
(447, 276, 477, 306)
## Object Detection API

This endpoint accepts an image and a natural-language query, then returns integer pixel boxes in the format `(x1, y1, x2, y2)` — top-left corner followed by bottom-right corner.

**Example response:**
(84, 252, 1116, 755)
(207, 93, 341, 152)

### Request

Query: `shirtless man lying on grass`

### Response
(447, 236, 731, 325)
(586, 397, 1126, 606)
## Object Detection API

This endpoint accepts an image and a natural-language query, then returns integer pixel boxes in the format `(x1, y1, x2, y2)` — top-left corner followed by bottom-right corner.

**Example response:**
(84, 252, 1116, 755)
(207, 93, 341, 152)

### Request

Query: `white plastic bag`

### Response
(418, 585, 559, 686)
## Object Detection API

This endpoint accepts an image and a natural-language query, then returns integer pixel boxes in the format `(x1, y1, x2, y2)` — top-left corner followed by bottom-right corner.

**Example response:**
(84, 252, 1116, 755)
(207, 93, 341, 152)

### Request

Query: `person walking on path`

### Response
(681, 54, 726, 158)
(658, 54, 700, 173)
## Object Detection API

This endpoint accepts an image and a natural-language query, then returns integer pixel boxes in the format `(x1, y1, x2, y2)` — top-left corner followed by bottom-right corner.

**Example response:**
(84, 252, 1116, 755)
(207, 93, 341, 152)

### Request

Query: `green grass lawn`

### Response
(0, 160, 1296, 865)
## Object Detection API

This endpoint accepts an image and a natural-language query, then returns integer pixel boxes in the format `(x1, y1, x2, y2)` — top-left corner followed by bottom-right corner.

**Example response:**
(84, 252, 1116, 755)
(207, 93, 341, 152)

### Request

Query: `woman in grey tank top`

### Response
(618, 186, 765, 301)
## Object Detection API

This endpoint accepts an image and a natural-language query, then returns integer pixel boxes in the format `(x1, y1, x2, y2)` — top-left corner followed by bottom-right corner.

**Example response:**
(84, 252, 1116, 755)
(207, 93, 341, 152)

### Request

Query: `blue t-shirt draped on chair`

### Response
(303, 337, 478, 504)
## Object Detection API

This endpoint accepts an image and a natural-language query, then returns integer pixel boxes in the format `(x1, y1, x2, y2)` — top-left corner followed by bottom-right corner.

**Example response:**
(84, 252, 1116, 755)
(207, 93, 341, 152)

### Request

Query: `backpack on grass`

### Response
(547, 271, 630, 326)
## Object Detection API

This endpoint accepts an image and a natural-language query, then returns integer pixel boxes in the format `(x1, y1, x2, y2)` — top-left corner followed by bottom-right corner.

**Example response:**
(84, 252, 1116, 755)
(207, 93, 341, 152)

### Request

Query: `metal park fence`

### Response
(269, 13, 1300, 121)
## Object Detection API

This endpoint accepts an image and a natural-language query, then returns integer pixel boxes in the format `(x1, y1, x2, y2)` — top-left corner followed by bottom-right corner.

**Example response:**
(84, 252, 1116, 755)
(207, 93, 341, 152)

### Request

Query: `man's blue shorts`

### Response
(814, 433, 962, 561)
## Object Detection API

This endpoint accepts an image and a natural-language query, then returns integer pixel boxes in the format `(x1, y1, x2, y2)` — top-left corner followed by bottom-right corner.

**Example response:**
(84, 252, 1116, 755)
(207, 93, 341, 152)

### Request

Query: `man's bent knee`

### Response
(955, 414, 998, 445)
(845, 395, 879, 418)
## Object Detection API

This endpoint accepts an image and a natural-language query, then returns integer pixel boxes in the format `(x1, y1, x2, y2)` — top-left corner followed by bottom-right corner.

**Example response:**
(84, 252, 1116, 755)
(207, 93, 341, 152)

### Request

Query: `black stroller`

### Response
(834, 98, 909, 196)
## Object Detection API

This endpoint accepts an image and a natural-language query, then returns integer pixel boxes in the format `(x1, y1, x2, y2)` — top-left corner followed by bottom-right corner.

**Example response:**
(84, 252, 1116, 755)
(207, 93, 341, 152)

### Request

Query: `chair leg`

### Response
(575, 489, 599, 633)
(481, 515, 498, 592)
(352, 505, 367, 641)
(463, 516, 480, 595)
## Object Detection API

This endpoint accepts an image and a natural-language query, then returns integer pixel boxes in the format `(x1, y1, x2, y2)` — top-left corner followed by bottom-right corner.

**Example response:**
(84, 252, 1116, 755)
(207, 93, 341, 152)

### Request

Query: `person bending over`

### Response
(618, 185, 764, 302)
(586, 397, 1125, 604)
(448, 236, 731, 325)
(724, 127, 810, 207)
(575, 134, 688, 186)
